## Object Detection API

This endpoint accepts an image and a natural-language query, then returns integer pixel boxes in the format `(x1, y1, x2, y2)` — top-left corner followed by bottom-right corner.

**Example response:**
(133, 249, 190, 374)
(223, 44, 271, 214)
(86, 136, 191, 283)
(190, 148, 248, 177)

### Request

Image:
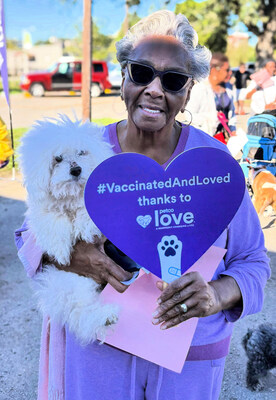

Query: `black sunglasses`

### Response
(126, 60, 193, 93)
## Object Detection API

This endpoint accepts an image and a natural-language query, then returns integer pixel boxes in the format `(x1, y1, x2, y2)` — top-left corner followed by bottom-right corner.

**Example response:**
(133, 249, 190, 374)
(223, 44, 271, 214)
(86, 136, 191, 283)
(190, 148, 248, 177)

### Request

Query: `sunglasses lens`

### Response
(129, 63, 154, 85)
(162, 72, 189, 92)
(128, 62, 191, 92)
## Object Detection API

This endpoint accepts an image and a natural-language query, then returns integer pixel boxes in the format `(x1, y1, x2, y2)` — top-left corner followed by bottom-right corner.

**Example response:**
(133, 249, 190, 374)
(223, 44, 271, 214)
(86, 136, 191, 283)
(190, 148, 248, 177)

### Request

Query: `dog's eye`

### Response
(55, 155, 63, 163)
(78, 150, 86, 156)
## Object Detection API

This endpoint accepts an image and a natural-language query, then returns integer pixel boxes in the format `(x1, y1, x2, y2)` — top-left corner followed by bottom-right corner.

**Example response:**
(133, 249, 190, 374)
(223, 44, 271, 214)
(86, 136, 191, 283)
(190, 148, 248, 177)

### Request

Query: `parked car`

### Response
(107, 62, 122, 89)
(245, 62, 256, 75)
(20, 58, 112, 97)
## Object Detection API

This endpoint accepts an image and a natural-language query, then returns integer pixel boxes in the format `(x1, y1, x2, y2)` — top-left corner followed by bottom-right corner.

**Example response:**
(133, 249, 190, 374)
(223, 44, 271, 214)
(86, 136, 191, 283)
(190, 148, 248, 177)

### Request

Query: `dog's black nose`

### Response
(70, 166, 82, 177)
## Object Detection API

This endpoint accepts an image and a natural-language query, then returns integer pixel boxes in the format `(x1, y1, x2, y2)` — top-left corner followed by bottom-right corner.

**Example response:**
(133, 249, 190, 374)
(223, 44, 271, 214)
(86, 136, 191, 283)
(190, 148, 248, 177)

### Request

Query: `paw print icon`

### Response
(157, 235, 183, 283)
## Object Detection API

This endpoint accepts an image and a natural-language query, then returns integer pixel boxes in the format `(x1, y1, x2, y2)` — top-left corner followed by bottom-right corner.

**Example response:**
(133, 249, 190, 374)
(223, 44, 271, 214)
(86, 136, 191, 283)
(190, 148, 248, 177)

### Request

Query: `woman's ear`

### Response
(120, 70, 125, 101)
(181, 80, 195, 113)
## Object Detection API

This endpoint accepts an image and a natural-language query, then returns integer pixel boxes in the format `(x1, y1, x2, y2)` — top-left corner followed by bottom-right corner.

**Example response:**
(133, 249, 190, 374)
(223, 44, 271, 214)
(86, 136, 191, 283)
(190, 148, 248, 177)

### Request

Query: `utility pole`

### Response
(124, 0, 129, 34)
(82, 0, 92, 121)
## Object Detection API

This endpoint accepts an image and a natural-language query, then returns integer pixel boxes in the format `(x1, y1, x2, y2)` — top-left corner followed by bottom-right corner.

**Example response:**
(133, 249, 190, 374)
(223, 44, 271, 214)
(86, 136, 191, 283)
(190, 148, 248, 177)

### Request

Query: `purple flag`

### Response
(0, 0, 10, 107)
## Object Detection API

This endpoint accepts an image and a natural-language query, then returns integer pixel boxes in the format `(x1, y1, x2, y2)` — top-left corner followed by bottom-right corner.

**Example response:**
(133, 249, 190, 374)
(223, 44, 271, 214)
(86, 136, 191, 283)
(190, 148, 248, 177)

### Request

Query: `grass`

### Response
(0, 78, 21, 94)
(0, 118, 117, 173)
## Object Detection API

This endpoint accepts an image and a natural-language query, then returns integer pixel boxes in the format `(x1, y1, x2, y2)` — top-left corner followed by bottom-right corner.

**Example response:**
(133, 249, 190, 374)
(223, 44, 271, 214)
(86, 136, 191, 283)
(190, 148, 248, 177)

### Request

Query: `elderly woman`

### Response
(15, 10, 270, 400)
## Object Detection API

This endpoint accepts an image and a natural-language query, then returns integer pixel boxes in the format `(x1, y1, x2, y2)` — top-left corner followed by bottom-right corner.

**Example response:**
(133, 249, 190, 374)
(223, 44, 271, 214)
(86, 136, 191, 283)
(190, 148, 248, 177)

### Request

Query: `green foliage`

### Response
(127, 0, 140, 6)
(92, 23, 113, 59)
(233, 0, 269, 35)
(94, 12, 140, 62)
(35, 39, 51, 45)
(0, 79, 21, 93)
(63, 12, 140, 61)
(232, 0, 275, 61)
(63, 21, 113, 60)
(226, 42, 256, 67)
(6, 39, 20, 50)
(175, 0, 275, 61)
(175, 0, 232, 52)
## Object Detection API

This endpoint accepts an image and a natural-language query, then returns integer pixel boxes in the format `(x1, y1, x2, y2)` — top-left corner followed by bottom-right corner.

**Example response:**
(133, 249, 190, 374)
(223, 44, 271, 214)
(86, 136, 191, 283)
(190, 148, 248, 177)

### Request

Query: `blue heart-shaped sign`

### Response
(85, 147, 245, 282)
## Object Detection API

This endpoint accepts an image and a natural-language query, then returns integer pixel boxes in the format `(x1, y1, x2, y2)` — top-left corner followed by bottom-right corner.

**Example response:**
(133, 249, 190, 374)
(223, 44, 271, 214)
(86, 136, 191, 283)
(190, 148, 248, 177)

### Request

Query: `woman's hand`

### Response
(152, 272, 242, 330)
(265, 100, 276, 110)
(52, 239, 134, 293)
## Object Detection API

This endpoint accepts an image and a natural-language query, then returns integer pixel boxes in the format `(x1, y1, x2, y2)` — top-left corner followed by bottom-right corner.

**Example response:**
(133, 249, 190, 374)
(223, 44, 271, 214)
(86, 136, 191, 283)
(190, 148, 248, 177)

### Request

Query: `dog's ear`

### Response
(18, 122, 53, 201)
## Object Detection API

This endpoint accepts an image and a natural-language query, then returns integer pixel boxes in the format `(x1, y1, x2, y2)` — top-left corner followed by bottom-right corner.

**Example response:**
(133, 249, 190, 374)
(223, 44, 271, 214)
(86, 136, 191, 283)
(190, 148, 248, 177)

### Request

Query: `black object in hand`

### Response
(104, 239, 140, 273)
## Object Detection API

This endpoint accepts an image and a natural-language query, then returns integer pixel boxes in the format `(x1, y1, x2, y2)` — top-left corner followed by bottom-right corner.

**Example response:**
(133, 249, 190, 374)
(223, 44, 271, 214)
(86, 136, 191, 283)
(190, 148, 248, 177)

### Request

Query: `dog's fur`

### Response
(19, 115, 119, 345)
(248, 166, 276, 216)
(242, 324, 276, 391)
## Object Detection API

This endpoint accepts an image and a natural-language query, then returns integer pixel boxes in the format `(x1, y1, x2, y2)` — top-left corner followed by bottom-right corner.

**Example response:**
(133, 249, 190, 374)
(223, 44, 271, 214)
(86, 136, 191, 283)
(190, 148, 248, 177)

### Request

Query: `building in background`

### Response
(226, 31, 255, 69)
(7, 37, 63, 76)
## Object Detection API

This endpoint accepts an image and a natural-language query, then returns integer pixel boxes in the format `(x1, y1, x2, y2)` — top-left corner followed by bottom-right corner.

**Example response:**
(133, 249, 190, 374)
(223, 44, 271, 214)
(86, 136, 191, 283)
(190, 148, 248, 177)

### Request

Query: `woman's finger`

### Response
(157, 272, 199, 304)
(159, 304, 200, 330)
(153, 282, 197, 319)
(100, 251, 133, 282)
(106, 274, 130, 293)
(152, 296, 197, 325)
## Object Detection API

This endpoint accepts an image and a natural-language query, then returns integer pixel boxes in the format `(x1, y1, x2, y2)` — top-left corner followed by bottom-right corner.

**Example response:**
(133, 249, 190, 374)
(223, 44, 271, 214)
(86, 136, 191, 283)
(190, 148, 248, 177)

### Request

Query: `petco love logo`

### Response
(85, 147, 245, 281)
(154, 209, 194, 228)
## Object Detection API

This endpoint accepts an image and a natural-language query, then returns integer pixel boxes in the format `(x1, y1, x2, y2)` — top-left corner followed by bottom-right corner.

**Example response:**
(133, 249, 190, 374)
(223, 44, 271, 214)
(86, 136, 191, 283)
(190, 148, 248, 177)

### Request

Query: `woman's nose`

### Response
(144, 76, 164, 98)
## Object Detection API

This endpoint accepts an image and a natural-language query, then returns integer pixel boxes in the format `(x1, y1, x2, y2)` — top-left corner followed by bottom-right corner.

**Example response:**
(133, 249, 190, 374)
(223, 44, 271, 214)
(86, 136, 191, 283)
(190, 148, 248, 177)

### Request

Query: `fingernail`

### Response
(152, 310, 159, 317)
(160, 324, 167, 330)
(152, 318, 159, 325)
(157, 299, 162, 304)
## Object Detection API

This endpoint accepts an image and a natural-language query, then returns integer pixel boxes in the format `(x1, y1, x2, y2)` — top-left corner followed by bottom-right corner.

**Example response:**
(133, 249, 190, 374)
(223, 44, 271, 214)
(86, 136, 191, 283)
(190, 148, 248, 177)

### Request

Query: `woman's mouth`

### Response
(139, 106, 163, 116)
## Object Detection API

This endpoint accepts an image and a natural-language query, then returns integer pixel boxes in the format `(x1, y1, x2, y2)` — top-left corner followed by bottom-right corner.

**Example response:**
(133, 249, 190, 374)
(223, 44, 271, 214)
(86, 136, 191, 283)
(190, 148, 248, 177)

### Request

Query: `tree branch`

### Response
(244, 22, 261, 36)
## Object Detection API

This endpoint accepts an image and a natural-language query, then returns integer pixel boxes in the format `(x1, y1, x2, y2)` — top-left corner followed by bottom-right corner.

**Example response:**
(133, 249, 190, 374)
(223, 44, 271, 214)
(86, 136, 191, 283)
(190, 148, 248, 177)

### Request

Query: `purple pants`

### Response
(65, 331, 225, 400)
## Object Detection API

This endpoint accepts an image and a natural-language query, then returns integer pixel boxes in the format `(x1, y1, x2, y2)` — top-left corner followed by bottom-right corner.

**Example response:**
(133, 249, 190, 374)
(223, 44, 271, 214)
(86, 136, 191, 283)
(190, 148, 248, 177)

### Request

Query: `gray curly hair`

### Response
(116, 10, 211, 82)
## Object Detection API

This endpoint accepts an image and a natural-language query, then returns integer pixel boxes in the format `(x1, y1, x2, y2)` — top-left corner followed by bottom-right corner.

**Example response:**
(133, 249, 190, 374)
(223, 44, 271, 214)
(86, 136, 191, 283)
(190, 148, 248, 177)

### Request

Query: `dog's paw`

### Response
(246, 374, 265, 392)
(54, 252, 71, 266)
(247, 380, 265, 392)
(105, 313, 119, 326)
(157, 235, 182, 283)
(68, 302, 119, 346)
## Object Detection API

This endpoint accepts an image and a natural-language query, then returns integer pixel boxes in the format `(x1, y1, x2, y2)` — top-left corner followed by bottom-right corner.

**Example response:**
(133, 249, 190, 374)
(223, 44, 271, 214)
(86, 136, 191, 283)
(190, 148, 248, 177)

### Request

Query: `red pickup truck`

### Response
(20, 59, 112, 97)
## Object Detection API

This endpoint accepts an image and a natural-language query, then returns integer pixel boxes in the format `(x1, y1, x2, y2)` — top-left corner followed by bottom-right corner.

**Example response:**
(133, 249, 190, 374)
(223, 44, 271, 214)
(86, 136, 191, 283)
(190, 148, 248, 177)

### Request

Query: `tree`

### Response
(175, 0, 232, 53)
(124, 0, 141, 34)
(230, 0, 276, 63)
(6, 39, 20, 49)
(175, 0, 275, 63)
(226, 41, 256, 67)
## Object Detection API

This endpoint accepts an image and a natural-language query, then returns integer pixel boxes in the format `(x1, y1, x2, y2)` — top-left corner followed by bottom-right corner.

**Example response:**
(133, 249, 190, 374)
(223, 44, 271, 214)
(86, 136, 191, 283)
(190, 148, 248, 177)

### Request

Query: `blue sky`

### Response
(4, 0, 179, 43)
(4, 0, 256, 45)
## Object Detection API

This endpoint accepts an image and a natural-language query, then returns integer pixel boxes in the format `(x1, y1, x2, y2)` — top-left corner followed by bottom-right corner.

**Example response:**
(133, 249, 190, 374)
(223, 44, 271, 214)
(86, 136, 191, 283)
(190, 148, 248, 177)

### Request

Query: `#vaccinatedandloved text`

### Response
(96, 173, 231, 195)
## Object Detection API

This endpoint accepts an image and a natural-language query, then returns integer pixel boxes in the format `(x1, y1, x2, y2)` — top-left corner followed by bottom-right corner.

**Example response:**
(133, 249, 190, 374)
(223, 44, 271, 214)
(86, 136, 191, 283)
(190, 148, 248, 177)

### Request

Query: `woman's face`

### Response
(121, 40, 193, 132)
(211, 61, 230, 85)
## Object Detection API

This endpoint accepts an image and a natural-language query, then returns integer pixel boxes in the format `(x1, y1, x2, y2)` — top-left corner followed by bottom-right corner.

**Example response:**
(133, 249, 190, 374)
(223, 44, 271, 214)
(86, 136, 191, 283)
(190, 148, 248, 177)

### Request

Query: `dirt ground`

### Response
(0, 94, 275, 399)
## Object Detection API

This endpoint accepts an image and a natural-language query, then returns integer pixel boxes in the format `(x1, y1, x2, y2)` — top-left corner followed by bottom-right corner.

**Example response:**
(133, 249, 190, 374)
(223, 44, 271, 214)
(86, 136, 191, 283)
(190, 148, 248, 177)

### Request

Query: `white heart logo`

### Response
(136, 215, 152, 228)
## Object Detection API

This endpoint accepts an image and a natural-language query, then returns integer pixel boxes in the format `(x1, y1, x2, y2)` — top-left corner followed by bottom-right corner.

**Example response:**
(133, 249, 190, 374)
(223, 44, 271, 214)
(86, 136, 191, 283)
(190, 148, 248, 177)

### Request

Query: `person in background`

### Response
(185, 53, 236, 142)
(240, 59, 276, 114)
(234, 63, 250, 115)
(224, 68, 235, 90)
(0, 116, 13, 169)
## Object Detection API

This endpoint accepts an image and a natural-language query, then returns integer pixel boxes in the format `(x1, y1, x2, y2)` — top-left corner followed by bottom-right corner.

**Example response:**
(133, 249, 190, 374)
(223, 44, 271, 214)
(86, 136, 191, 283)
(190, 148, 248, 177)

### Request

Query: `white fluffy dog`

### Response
(19, 115, 119, 345)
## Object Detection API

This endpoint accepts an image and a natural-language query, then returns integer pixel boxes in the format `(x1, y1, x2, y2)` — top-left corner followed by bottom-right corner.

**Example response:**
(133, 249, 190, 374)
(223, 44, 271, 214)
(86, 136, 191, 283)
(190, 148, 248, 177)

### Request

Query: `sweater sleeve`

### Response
(14, 219, 43, 278)
(220, 190, 270, 322)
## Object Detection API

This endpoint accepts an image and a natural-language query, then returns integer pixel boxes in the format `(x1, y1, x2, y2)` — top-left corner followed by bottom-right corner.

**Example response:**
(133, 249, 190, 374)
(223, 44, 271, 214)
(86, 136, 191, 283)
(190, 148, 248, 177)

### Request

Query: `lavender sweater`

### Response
(15, 123, 270, 399)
